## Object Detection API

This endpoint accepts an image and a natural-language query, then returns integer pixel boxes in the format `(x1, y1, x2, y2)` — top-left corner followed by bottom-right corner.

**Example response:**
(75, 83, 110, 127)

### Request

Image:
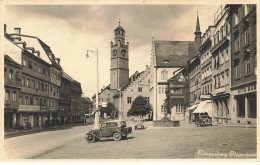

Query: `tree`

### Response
(128, 96, 152, 119)
(100, 102, 117, 119)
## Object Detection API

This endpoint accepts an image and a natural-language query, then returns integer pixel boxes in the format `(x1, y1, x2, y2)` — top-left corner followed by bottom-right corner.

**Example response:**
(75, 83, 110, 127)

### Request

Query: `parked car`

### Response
(196, 114, 212, 127)
(85, 120, 132, 143)
(134, 119, 145, 130)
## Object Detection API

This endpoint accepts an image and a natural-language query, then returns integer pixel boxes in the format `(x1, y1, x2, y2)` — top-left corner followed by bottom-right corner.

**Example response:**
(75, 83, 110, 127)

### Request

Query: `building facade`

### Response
(228, 4, 257, 126)
(166, 69, 188, 121)
(211, 5, 232, 125)
(4, 55, 22, 129)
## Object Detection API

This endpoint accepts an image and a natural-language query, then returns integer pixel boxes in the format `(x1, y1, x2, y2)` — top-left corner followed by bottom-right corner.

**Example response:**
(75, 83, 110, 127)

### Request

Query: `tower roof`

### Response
(114, 19, 125, 32)
(195, 12, 201, 33)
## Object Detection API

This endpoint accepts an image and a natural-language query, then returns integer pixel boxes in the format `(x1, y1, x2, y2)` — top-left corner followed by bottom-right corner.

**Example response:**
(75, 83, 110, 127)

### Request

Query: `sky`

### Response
(3, 4, 220, 98)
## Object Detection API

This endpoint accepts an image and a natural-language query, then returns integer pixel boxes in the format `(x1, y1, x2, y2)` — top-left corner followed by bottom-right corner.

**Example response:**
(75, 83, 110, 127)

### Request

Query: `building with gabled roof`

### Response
(150, 13, 201, 121)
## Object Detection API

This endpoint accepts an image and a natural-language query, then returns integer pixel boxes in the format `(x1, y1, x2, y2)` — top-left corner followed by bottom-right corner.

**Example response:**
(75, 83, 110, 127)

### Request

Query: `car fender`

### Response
(86, 132, 100, 140)
(113, 131, 126, 136)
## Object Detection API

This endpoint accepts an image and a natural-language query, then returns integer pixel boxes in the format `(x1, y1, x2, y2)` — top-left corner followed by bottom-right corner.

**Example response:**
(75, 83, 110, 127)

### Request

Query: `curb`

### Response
(5, 123, 92, 138)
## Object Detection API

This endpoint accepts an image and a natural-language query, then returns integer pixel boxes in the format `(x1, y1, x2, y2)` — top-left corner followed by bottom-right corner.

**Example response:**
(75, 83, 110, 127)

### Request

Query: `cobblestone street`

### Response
(5, 121, 256, 159)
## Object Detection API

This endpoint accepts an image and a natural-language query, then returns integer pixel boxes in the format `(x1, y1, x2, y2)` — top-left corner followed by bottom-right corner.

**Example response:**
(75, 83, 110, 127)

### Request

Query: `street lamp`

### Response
(86, 49, 100, 129)
(118, 88, 123, 120)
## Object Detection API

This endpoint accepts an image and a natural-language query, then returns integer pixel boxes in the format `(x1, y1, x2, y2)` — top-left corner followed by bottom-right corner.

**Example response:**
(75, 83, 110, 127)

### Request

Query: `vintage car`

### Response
(85, 120, 132, 143)
(134, 119, 145, 130)
(196, 114, 212, 127)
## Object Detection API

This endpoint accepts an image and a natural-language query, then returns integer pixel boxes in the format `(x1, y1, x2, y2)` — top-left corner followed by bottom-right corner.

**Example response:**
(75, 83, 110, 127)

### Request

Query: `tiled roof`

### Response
(4, 55, 21, 66)
(62, 72, 74, 82)
(154, 40, 199, 67)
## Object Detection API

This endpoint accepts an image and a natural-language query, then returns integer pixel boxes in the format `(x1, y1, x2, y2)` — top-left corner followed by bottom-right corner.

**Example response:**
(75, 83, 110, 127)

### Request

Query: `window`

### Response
(9, 69, 13, 79)
(43, 68, 46, 75)
(22, 58, 27, 66)
(22, 77, 25, 85)
(127, 97, 132, 104)
(235, 64, 241, 79)
(12, 91, 17, 101)
(25, 96, 29, 105)
(138, 87, 142, 92)
(16, 71, 20, 80)
(226, 71, 229, 85)
(28, 60, 33, 69)
(158, 86, 162, 94)
(39, 66, 42, 73)
(225, 23, 229, 36)
(234, 11, 239, 26)
(161, 105, 166, 114)
(161, 70, 168, 80)
(145, 97, 150, 103)
(19, 95, 23, 104)
(50, 85, 53, 92)
(41, 83, 44, 90)
(245, 58, 251, 75)
(234, 35, 240, 52)
(45, 84, 48, 91)
(26, 79, 30, 87)
(148, 79, 150, 83)
(5, 90, 10, 100)
(245, 27, 251, 45)
(4, 67, 7, 78)
(161, 86, 165, 94)
(30, 97, 34, 105)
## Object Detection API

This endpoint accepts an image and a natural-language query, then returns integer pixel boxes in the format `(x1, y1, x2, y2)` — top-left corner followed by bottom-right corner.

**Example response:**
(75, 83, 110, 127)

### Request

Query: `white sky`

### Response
(3, 4, 220, 98)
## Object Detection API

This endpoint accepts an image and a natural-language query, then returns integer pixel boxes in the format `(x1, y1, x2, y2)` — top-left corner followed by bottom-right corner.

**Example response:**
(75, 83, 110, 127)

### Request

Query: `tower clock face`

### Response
(121, 49, 127, 57)
(113, 49, 117, 57)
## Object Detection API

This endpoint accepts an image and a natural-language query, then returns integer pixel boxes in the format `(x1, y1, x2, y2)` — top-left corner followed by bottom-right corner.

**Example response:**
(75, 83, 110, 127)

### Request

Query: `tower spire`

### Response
(195, 11, 201, 33)
(194, 11, 202, 46)
(119, 19, 121, 26)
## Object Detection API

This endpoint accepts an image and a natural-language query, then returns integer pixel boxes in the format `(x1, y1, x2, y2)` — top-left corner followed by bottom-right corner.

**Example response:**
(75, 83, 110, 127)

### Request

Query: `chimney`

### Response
(14, 27, 21, 35)
(4, 24, 7, 34)
(25, 47, 35, 54)
(54, 58, 60, 65)
(14, 41, 26, 48)
(11, 35, 21, 41)
(34, 50, 40, 57)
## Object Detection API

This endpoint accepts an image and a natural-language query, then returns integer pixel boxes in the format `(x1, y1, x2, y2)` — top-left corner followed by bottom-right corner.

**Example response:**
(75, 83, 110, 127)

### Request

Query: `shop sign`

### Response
(18, 105, 40, 112)
(50, 107, 57, 111)
(200, 94, 212, 100)
(237, 84, 256, 94)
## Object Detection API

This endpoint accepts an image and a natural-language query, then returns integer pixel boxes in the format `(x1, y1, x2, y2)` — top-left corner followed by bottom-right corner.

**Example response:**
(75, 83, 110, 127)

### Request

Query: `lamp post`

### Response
(86, 49, 100, 129)
(118, 88, 122, 120)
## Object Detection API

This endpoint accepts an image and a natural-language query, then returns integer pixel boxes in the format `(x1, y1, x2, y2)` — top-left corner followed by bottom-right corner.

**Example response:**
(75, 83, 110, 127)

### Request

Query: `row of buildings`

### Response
(4, 25, 92, 130)
(87, 4, 256, 127)
(164, 4, 256, 126)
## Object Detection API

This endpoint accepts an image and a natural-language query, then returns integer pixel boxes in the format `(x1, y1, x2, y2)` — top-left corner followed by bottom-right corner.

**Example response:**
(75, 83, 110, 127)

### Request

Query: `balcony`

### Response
(215, 86, 225, 94)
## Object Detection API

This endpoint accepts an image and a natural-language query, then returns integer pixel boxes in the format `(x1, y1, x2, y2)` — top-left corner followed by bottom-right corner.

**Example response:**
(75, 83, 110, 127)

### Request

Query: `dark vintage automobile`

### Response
(85, 120, 132, 143)
(195, 114, 212, 127)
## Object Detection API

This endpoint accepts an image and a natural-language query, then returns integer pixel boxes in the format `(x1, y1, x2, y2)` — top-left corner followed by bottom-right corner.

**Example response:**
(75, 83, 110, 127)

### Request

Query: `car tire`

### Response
(113, 132, 122, 141)
(122, 134, 127, 140)
(86, 135, 96, 143)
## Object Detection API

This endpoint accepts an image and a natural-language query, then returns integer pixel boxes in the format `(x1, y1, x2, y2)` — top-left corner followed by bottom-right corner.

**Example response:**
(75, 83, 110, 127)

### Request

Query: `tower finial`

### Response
(119, 19, 121, 26)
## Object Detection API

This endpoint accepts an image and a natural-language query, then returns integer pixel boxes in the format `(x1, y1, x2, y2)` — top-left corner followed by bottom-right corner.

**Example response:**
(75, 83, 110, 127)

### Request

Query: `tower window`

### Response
(138, 87, 143, 92)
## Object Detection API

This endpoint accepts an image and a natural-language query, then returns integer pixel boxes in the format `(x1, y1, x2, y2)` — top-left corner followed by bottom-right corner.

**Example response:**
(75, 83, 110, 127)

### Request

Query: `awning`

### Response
(193, 100, 213, 117)
(187, 104, 198, 111)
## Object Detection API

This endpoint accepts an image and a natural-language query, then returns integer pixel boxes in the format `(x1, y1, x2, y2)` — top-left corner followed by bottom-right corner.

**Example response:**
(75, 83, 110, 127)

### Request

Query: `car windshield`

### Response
(201, 115, 208, 119)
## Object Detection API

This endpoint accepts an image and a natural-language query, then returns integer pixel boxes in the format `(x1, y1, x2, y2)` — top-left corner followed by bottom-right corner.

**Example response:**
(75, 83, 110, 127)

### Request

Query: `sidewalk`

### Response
(4, 122, 93, 138)
(5, 118, 110, 138)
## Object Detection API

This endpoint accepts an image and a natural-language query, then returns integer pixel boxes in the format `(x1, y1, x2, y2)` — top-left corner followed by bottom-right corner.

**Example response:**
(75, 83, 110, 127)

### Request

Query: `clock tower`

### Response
(110, 21, 129, 90)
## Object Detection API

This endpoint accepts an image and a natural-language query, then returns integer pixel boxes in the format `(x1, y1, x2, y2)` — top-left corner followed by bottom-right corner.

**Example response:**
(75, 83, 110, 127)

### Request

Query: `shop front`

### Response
(212, 93, 231, 125)
(231, 83, 256, 126)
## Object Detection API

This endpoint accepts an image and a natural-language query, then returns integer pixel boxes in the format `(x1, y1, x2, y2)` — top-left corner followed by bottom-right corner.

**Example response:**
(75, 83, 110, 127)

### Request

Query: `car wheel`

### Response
(122, 134, 127, 140)
(86, 135, 96, 143)
(113, 132, 122, 141)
